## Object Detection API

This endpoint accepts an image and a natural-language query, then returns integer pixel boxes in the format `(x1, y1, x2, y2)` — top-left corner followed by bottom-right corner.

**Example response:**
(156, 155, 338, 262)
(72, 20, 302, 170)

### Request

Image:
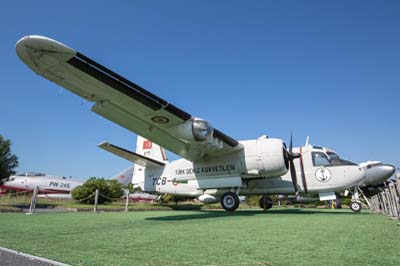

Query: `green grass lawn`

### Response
(0, 208, 399, 266)
(0, 196, 180, 211)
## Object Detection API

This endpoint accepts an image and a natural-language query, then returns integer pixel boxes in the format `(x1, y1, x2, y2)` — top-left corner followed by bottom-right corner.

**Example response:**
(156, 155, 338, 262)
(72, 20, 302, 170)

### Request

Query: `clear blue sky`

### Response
(1, 1, 399, 179)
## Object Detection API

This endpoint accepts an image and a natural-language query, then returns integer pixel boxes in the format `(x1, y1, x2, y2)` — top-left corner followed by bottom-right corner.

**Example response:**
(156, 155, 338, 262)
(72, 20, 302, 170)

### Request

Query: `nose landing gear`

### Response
(348, 188, 366, 212)
(350, 201, 362, 212)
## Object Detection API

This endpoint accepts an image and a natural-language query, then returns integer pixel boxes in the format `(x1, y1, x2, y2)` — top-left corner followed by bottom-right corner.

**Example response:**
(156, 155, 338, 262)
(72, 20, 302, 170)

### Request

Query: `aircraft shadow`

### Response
(145, 208, 358, 221)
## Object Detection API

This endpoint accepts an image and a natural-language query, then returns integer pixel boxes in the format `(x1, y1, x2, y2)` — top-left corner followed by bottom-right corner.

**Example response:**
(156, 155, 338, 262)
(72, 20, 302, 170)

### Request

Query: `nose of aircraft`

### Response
(16, 35, 76, 74)
(364, 164, 396, 186)
(382, 164, 396, 178)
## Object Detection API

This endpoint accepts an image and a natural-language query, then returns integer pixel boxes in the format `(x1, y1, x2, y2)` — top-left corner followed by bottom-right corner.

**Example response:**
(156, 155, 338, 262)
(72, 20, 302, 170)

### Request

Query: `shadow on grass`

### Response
(146, 208, 358, 221)
(1, 203, 57, 209)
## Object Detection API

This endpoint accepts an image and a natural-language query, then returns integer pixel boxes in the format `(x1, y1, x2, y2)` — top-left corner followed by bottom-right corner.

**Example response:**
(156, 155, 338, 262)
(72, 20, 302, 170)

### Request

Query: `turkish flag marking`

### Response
(143, 140, 152, 150)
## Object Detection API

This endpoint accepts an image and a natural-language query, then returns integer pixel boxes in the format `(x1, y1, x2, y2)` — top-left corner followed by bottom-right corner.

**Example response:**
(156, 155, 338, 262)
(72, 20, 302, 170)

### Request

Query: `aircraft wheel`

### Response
(333, 199, 342, 209)
(259, 196, 273, 210)
(350, 201, 362, 212)
(220, 192, 240, 211)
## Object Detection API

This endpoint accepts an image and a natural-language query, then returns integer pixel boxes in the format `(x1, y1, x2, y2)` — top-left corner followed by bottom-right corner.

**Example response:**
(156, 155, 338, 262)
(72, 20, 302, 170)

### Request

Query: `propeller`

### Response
(286, 131, 301, 194)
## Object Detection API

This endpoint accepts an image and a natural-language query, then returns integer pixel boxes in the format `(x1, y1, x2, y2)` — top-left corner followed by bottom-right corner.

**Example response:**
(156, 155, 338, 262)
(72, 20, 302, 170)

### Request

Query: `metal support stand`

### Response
(125, 189, 129, 212)
(94, 189, 99, 213)
(27, 186, 38, 215)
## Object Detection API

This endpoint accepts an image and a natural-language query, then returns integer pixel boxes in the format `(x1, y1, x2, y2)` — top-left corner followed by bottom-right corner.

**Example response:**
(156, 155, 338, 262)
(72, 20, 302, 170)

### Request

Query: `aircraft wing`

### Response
(16, 36, 243, 161)
(98, 141, 165, 168)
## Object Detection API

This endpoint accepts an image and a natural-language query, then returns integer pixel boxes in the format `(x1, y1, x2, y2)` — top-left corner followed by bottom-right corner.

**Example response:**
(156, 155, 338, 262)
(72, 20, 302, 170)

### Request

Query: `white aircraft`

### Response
(357, 161, 395, 187)
(0, 167, 133, 199)
(344, 160, 396, 211)
(100, 137, 375, 211)
(16, 35, 366, 211)
(274, 158, 395, 212)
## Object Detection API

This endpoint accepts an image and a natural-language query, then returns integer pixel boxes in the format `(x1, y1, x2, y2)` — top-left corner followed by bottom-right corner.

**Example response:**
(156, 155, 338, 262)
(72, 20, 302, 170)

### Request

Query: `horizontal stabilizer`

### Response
(98, 141, 165, 168)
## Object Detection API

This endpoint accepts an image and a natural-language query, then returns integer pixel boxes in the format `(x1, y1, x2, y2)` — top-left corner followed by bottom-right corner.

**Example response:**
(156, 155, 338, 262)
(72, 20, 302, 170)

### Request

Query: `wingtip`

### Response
(16, 35, 76, 74)
(97, 141, 110, 147)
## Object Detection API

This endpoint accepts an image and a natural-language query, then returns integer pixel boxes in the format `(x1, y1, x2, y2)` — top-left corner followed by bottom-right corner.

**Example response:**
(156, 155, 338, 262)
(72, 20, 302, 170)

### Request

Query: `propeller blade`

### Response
(287, 130, 300, 193)
(289, 158, 298, 193)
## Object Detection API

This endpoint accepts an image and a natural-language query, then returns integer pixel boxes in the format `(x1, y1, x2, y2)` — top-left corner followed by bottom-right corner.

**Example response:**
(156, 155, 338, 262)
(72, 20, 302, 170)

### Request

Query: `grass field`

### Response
(0, 195, 185, 212)
(0, 208, 399, 266)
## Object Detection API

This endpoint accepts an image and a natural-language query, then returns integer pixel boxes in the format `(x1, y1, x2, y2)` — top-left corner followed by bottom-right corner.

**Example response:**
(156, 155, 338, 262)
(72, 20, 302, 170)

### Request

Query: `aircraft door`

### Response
(305, 151, 334, 190)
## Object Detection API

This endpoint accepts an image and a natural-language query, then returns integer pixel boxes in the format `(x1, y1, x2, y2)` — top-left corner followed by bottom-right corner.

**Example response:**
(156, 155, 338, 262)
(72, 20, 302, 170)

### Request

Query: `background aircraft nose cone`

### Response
(383, 164, 396, 177)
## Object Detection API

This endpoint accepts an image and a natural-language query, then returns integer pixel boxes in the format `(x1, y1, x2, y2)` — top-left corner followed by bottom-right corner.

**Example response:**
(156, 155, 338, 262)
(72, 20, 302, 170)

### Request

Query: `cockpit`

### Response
(311, 146, 357, 167)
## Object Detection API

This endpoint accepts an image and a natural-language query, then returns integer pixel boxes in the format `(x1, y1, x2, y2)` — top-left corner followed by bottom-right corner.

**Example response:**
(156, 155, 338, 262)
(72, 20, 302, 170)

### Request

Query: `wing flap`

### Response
(98, 141, 165, 168)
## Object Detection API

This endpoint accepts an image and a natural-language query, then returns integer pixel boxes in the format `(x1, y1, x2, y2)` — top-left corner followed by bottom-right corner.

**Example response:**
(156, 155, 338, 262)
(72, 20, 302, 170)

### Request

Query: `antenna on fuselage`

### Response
(305, 136, 310, 147)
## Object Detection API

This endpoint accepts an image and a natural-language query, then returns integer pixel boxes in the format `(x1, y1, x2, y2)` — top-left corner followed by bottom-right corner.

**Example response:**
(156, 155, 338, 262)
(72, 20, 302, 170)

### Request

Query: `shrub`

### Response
(72, 177, 123, 204)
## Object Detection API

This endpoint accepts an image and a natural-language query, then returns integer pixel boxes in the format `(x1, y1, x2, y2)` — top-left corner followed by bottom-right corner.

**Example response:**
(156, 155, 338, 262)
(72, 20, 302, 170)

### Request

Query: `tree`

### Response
(0, 135, 19, 184)
(126, 183, 142, 194)
(71, 177, 123, 204)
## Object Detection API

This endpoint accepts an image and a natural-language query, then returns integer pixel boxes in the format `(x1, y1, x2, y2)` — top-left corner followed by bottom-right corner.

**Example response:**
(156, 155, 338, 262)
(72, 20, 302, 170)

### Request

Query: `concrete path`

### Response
(0, 247, 70, 266)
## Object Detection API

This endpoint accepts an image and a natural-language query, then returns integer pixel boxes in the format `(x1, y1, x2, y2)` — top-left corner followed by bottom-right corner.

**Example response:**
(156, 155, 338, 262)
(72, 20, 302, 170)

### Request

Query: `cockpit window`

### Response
(313, 151, 358, 167)
(327, 152, 339, 160)
(366, 162, 383, 169)
(312, 152, 331, 166)
(17, 172, 45, 177)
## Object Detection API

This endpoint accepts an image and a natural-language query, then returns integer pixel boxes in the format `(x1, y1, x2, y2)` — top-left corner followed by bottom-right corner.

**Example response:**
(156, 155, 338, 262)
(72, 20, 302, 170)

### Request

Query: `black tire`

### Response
(333, 199, 342, 209)
(220, 192, 240, 211)
(259, 196, 273, 210)
(350, 201, 362, 212)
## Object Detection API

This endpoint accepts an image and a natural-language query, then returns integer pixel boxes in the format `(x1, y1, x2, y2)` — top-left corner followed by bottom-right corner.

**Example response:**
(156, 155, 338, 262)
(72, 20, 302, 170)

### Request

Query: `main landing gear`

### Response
(220, 192, 240, 211)
(259, 196, 273, 210)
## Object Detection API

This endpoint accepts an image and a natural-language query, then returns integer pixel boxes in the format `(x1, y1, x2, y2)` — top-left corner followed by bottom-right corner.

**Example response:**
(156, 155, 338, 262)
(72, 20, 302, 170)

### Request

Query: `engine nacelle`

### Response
(172, 117, 214, 142)
(244, 138, 288, 178)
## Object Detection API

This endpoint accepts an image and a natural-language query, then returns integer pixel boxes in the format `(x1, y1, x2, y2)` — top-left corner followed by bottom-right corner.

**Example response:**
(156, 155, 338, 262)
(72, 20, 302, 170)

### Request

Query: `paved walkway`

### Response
(0, 247, 70, 266)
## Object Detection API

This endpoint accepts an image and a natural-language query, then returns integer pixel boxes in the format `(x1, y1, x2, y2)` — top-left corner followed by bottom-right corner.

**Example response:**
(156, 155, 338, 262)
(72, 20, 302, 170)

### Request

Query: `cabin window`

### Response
(312, 152, 330, 166)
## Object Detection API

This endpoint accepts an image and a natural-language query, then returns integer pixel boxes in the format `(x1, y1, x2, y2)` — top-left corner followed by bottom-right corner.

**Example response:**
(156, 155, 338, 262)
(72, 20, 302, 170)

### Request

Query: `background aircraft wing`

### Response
(16, 36, 243, 161)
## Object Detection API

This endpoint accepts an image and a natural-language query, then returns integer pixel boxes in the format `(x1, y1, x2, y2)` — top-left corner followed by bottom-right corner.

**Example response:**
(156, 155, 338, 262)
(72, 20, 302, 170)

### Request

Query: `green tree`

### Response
(126, 183, 142, 194)
(71, 177, 123, 204)
(0, 135, 19, 184)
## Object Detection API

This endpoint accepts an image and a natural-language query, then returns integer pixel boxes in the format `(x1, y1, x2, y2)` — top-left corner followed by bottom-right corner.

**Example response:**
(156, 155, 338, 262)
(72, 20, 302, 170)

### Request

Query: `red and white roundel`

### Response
(151, 116, 170, 124)
(143, 140, 152, 150)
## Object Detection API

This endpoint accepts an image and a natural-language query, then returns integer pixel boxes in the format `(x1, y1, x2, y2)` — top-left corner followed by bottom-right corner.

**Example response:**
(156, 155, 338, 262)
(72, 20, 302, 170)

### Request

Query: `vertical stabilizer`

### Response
(133, 135, 168, 191)
(135, 135, 168, 162)
(110, 166, 134, 187)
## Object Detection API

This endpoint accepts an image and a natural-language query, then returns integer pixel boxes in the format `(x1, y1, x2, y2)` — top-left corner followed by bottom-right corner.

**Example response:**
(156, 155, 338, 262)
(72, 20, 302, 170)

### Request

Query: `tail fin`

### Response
(134, 136, 168, 191)
(110, 166, 134, 187)
(135, 135, 168, 162)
